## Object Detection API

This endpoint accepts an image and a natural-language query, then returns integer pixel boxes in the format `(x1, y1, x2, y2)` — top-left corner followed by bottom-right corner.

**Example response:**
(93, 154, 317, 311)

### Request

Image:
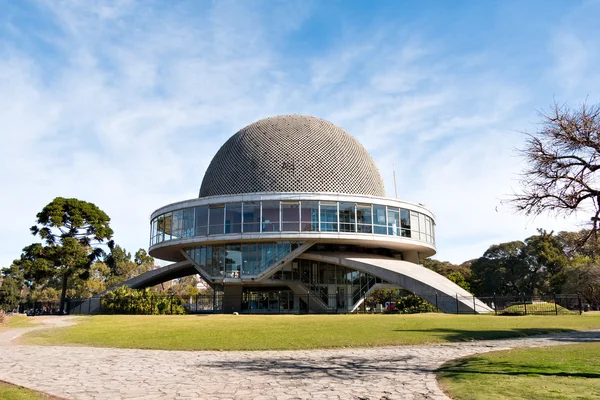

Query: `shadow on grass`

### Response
(439, 357, 600, 379)
(195, 354, 430, 379)
(393, 328, 579, 341)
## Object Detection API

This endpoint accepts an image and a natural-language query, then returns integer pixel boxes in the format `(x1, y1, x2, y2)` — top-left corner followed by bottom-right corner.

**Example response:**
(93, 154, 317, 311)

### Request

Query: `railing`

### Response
(15, 293, 587, 315)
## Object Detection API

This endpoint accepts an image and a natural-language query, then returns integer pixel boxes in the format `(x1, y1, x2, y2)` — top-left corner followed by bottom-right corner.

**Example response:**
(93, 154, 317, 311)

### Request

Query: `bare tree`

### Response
(513, 102, 600, 243)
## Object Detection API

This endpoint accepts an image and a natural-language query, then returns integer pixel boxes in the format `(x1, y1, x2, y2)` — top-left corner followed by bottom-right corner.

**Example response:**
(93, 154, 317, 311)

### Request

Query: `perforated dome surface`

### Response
(199, 115, 386, 198)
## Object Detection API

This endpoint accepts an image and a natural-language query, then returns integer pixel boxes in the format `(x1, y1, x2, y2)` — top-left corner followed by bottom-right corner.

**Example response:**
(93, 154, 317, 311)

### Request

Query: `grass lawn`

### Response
(0, 381, 59, 400)
(0, 315, 38, 332)
(22, 313, 600, 351)
(438, 342, 600, 400)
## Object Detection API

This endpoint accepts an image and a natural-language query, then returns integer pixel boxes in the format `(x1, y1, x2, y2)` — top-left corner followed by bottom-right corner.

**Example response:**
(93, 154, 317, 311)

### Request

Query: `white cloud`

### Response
(0, 1, 598, 269)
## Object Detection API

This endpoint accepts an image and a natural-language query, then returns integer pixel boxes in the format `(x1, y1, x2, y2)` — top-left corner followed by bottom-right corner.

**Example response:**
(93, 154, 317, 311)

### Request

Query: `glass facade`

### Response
(151, 199, 435, 246)
(186, 242, 298, 277)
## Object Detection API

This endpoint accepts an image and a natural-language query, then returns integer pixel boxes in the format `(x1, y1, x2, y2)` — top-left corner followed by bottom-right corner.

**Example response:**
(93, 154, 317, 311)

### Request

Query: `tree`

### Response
(105, 244, 154, 287)
(0, 276, 21, 311)
(24, 197, 113, 311)
(471, 241, 530, 295)
(562, 260, 600, 309)
(512, 102, 600, 245)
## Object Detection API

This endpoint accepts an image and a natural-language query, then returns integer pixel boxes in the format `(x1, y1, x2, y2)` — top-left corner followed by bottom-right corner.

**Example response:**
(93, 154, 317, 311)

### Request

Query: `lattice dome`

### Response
(199, 115, 386, 198)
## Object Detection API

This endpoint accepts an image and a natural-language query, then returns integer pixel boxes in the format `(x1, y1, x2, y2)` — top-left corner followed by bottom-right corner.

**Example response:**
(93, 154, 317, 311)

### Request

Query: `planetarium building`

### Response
(127, 115, 490, 314)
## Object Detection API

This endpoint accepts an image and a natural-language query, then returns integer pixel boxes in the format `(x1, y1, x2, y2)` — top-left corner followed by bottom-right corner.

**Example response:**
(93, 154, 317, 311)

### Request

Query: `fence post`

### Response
(578, 293, 583, 315)
(523, 294, 527, 315)
(170, 297, 173, 315)
(455, 294, 459, 314)
(88, 298, 91, 315)
(435, 293, 439, 313)
(278, 292, 281, 314)
(473, 296, 476, 315)
(493, 293, 497, 315)
(554, 293, 558, 316)
(307, 291, 310, 314)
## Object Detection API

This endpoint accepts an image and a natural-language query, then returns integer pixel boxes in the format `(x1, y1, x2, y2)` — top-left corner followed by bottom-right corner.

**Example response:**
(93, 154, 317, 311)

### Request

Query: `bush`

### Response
(0, 309, 7, 325)
(100, 287, 187, 315)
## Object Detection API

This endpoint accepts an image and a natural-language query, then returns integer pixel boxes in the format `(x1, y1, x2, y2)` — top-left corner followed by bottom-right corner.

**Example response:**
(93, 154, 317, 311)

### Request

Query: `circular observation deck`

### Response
(148, 192, 436, 262)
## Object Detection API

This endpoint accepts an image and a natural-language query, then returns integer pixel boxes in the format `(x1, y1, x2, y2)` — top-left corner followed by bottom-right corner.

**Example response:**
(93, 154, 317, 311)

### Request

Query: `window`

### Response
(300, 201, 319, 232)
(357, 204, 372, 233)
(151, 218, 158, 245)
(225, 203, 242, 234)
(209, 206, 224, 235)
(262, 201, 280, 232)
(163, 212, 173, 241)
(195, 206, 208, 236)
(171, 210, 183, 239)
(320, 202, 338, 232)
(242, 243, 258, 275)
(373, 205, 386, 234)
(156, 215, 165, 243)
(339, 202, 356, 232)
(243, 202, 260, 233)
(182, 208, 195, 238)
(400, 209, 411, 238)
(281, 202, 300, 231)
(410, 211, 420, 239)
(225, 244, 241, 278)
(387, 207, 400, 236)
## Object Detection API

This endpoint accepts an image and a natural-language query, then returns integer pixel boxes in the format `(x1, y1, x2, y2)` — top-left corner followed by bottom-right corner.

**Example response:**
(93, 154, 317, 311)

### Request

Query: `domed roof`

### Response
(199, 115, 386, 198)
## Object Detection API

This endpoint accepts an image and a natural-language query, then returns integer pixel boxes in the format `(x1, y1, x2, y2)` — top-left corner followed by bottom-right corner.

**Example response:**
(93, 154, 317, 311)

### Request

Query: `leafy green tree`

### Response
(0, 276, 21, 311)
(105, 244, 154, 287)
(562, 260, 600, 309)
(23, 197, 113, 311)
(471, 241, 530, 295)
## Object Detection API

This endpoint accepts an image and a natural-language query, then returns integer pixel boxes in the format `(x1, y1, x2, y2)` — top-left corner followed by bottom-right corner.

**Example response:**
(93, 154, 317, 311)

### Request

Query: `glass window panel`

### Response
(242, 243, 258, 275)
(357, 204, 372, 233)
(281, 202, 300, 231)
(339, 202, 356, 232)
(400, 209, 410, 230)
(209, 206, 224, 235)
(387, 207, 400, 236)
(171, 210, 183, 239)
(211, 245, 225, 276)
(410, 211, 420, 239)
(320, 202, 338, 232)
(300, 201, 319, 232)
(205, 246, 213, 274)
(195, 206, 208, 236)
(419, 213, 427, 241)
(225, 244, 241, 278)
(225, 203, 242, 234)
(182, 208, 195, 238)
(262, 201, 280, 232)
(163, 212, 173, 241)
(243, 202, 260, 233)
(373, 205, 387, 235)
(151, 218, 157, 245)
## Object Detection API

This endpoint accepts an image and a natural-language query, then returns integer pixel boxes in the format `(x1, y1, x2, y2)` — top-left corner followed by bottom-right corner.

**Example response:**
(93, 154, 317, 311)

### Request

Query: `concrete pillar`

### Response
(403, 250, 420, 264)
(222, 285, 243, 313)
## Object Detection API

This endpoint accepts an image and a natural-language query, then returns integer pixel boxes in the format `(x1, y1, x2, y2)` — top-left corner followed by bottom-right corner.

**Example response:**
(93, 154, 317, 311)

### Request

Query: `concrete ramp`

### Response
(301, 252, 493, 314)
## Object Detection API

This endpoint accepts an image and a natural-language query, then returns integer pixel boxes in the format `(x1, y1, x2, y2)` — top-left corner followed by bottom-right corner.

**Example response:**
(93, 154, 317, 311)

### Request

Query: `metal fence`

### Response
(17, 293, 585, 316)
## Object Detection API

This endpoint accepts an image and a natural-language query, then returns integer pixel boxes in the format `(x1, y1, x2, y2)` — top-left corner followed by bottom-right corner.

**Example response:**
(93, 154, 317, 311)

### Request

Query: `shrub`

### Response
(0, 309, 7, 325)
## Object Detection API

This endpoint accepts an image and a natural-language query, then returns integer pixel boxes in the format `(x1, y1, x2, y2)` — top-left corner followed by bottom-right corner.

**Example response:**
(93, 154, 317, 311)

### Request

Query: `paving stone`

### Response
(0, 317, 598, 399)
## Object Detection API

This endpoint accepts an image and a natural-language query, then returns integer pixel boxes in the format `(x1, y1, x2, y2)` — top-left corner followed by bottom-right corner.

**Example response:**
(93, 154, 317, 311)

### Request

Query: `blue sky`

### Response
(1, 0, 599, 267)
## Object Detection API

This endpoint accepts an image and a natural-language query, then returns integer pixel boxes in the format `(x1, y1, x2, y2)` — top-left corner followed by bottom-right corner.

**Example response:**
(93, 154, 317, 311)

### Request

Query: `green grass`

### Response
(500, 302, 574, 315)
(0, 381, 57, 400)
(0, 315, 38, 332)
(438, 342, 600, 400)
(22, 313, 600, 351)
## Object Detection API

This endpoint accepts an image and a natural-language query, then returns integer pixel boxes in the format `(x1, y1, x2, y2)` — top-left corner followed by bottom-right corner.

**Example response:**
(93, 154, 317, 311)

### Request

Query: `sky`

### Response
(1, 0, 600, 268)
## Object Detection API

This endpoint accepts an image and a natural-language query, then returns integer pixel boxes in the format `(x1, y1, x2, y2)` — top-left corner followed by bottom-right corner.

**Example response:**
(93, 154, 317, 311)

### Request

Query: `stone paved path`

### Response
(1, 318, 599, 400)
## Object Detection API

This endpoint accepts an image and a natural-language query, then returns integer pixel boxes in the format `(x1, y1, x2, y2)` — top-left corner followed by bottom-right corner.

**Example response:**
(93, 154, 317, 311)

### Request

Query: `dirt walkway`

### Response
(1, 318, 599, 400)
